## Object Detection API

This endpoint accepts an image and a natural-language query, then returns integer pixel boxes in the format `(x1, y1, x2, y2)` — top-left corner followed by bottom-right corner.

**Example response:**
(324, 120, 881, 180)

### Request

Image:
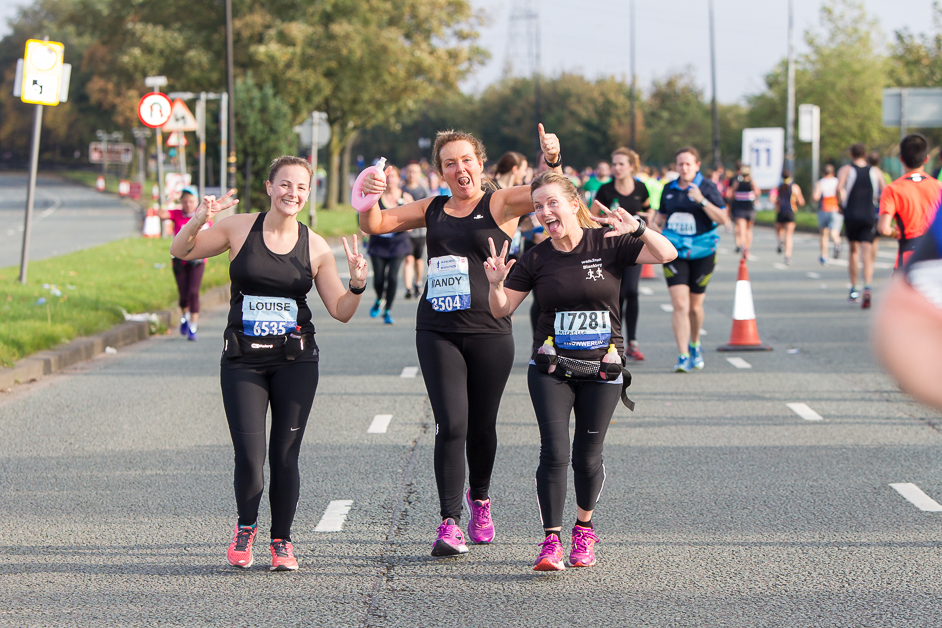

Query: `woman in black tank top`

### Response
(358, 125, 564, 557)
(170, 156, 368, 572)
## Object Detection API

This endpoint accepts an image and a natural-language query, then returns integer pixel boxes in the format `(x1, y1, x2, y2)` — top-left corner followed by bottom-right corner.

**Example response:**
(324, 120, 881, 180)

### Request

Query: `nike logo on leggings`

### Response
(290, 427, 301, 431)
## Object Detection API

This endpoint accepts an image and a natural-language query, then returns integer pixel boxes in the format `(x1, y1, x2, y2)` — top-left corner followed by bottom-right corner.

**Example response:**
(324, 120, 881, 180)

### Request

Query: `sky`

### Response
(0, 0, 935, 103)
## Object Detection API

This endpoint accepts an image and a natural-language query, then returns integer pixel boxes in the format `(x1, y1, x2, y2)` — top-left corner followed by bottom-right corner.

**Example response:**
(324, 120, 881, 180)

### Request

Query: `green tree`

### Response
(889, 2, 942, 87)
(643, 69, 712, 166)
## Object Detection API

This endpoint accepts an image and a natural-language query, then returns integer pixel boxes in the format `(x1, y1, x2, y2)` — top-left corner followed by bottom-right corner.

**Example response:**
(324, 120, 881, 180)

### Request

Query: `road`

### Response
(0, 173, 139, 269)
(1, 227, 940, 627)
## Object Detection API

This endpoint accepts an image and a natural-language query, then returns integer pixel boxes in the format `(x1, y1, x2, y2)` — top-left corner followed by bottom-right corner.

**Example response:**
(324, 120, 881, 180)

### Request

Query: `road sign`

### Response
(138, 92, 172, 128)
(163, 99, 198, 132)
(88, 141, 134, 164)
(294, 114, 331, 149)
(118, 180, 130, 196)
(164, 173, 191, 201)
(883, 88, 942, 140)
(129, 182, 142, 200)
(165, 131, 188, 147)
(21, 39, 65, 106)
(741, 128, 785, 190)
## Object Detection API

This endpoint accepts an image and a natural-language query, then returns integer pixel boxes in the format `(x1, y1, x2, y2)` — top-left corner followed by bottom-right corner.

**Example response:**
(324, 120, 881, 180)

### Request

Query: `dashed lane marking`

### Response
(786, 402, 823, 421)
(639, 287, 654, 296)
(368, 414, 393, 434)
(314, 500, 354, 531)
(726, 357, 752, 369)
(773, 263, 789, 270)
(400, 366, 419, 378)
(660, 304, 674, 312)
(890, 483, 942, 512)
(806, 272, 821, 279)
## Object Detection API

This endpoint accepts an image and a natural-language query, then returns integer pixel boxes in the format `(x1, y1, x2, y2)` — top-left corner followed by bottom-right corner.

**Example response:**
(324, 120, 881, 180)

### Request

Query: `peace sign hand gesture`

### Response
(197, 189, 239, 224)
(590, 200, 641, 238)
(342, 235, 368, 288)
(484, 237, 516, 285)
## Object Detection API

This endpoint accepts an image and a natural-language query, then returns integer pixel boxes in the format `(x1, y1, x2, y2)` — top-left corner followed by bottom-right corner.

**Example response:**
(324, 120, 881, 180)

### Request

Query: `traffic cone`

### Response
(717, 257, 772, 352)
(640, 263, 656, 279)
(142, 205, 161, 238)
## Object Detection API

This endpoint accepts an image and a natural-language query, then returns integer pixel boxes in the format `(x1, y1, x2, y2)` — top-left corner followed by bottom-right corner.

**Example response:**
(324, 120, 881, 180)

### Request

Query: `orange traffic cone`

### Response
(640, 263, 656, 279)
(717, 257, 772, 352)
(142, 205, 161, 238)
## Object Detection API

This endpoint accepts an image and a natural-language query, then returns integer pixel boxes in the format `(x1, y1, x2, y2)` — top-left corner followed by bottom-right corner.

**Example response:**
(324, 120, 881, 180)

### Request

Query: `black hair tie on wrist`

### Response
(544, 154, 562, 168)
(349, 280, 366, 295)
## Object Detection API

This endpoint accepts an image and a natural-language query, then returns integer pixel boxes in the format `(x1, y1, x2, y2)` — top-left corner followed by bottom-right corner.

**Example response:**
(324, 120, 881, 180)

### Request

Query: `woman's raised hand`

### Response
(484, 237, 516, 285)
(362, 166, 392, 196)
(538, 123, 560, 164)
(342, 235, 369, 288)
(197, 189, 239, 223)
(590, 200, 641, 238)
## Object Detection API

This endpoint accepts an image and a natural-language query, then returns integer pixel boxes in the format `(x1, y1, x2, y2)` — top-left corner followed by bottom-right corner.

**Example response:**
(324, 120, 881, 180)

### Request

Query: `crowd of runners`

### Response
(165, 126, 942, 574)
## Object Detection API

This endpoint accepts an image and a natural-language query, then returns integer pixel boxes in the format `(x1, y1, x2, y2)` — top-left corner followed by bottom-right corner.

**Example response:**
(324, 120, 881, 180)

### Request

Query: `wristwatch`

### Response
(544, 154, 562, 168)
(349, 280, 366, 294)
(700, 197, 709, 207)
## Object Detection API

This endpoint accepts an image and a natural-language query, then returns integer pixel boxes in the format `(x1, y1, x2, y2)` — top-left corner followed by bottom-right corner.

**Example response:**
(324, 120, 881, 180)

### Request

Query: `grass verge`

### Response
(0, 237, 230, 368)
(755, 209, 819, 232)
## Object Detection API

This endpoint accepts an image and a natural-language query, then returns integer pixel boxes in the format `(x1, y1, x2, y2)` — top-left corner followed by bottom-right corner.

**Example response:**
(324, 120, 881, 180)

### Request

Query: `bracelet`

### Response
(348, 280, 366, 295)
(544, 154, 562, 168)
(630, 217, 646, 239)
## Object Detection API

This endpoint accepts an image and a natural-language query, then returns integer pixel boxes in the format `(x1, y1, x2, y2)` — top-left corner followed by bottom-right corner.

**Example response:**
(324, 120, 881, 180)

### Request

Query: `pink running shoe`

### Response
(431, 518, 469, 557)
(464, 489, 495, 544)
(269, 539, 299, 571)
(569, 525, 598, 567)
(533, 533, 565, 571)
(226, 524, 257, 569)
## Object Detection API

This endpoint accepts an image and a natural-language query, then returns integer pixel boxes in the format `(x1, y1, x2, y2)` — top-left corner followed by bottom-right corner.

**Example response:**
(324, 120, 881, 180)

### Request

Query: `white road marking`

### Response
(773, 263, 789, 270)
(368, 414, 393, 433)
(639, 286, 654, 296)
(400, 366, 419, 378)
(806, 272, 821, 279)
(699, 328, 708, 335)
(877, 251, 896, 260)
(726, 357, 752, 369)
(875, 262, 893, 270)
(660, 304, 674, 312)
(830, 258, 849, 267)
(314, 500, 354, 531)
(890, 483, 942, 512)
(786, 402, 823, 422)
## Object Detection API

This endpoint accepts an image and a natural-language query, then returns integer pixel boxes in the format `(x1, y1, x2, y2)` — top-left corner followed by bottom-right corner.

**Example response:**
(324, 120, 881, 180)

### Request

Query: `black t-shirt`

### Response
(594, 179, 650, 215)
(416, 193, 513, 335)
(504, 228, 644, 359)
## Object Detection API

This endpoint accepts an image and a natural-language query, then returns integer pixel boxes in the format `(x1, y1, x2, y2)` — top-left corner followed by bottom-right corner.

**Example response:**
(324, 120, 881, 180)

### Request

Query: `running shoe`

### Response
(784, 257, 791, 266)
(625, 340, 645, 361)
(674, 354, 692, 373)
(776, 241, 783, 254)
(179, 318, 188, 336)
(734, 246, 741, 254)
(383, 311, 394, 325)
(689, 343, 704, 370)
(369, 300, 382, 318)
(833, 242, 841, 259)
(226, 524, 257, 569)
(861, 288, 872, 309)
(431, 518, 468, 557)
(187, 327, 197, 342)
(403, 288, 413, 300)
(819, 256, 828, 266)
(848, 287, 860, 302)
(569, 525, 598, 567)
(533, 533, 566, 572)
(269, 539, 299, 571)
(465, 489, 495, 544)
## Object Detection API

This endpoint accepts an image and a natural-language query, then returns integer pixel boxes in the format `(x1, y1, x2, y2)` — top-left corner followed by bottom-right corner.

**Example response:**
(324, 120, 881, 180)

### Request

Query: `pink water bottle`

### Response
(351, 157, 387, 212)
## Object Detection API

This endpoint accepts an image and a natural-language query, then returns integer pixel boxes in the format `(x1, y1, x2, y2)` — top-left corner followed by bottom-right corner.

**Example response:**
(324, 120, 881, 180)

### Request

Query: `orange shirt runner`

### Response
(879, 170, 942, 267)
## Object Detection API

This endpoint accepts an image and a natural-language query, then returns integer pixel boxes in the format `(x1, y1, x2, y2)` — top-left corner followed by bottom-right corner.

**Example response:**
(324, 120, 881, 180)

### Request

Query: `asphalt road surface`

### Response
(0, 172, 139, 269)
(1, 227, 940, 627)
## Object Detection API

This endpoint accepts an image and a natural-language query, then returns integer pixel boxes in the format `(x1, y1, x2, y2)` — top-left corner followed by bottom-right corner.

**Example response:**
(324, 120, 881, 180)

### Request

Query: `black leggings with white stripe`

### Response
(527, 365, 622, 530)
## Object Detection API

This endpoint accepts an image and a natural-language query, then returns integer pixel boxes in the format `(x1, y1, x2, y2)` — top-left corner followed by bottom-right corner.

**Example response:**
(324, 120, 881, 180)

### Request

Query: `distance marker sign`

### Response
(138, 92, 173, 128)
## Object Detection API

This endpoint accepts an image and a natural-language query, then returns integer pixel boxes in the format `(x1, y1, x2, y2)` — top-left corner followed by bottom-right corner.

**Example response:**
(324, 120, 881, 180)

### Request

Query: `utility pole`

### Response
(629, 0, 637, 151)
(504, 0, 542, 159)
(785, 0, 796, 176)
(709, 0, 721, 168)
(225, 0, 237, 200)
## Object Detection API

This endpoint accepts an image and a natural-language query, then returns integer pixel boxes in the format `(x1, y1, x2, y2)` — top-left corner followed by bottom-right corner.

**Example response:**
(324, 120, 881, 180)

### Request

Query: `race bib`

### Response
(426, 255, 470, 312)
(667, 212, 697, 236)
(242, 295, 298, 336)
(554, 310, 611, 350)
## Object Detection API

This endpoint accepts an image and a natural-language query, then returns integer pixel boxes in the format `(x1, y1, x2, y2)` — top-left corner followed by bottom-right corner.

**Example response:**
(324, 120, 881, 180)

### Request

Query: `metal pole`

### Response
(811, 105, 820, 193)
(629, 0, 636, 151)
(220, 92, 228, 195)
(198, 92, 206, 199)
(309, 112, 319, 229)
(156, 127, 166, 210)
(18, 104, 43, 284)
(785, 0, 796, 175)
(900, 89, 908, 141)
(709, 0, 721, 168)
(225, 0, 237, 194)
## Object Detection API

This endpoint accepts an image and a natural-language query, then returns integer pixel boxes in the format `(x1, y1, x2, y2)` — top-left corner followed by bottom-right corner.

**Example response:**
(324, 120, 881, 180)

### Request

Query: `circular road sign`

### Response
(137, 92, 173, 128)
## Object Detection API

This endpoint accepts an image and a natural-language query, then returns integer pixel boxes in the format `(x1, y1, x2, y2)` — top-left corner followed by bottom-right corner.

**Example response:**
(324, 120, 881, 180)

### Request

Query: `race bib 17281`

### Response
(554, 310, 611, 350)
(426, 255, 471, 312)
(242, 295, 298, 336)
(667, 212, 697, 236)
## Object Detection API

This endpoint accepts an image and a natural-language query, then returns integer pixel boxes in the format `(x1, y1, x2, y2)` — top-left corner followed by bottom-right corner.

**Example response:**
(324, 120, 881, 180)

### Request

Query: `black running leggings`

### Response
(371, 255, 404, 310)
(620, 264, 642, 343)
(172, 258, 204, 313)
(219, 361, 319, 540)
(527, 365, 622, 530)
(416, 330, 515, 522)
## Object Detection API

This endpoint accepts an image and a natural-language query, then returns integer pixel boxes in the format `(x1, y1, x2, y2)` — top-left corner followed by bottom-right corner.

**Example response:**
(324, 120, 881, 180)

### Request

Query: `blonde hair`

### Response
(611, 147, 641, 173)
(431, 130, 487, 175)
(530, 171, 599, 229)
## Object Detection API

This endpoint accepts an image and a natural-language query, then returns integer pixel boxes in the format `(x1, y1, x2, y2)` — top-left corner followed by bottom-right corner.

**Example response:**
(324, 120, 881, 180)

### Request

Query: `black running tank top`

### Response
(225, 212, 316, 341)
(416, 193, 512, 335)
(845, 165, 874, 222)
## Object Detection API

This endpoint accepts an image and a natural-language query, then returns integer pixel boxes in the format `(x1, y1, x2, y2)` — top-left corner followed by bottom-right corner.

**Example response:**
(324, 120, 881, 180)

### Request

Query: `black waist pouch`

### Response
(224, 330, 315, 361)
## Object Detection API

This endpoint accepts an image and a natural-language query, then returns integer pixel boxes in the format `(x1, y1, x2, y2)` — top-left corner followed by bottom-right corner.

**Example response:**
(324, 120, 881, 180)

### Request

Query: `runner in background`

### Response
(367, 166, 413, 324)
(770, 170, 805, 265)
(582, 161, 612, 205)
(155, 186, 210, 341)
(641, 166, 664, 212)
(594, 147, 651, 361)
(812, 164, 842, 265)
(837, 143, 882, 307)
(878, 133, 942, 269)
(401, 162, 431, 299)
(725, 164, 760, 256)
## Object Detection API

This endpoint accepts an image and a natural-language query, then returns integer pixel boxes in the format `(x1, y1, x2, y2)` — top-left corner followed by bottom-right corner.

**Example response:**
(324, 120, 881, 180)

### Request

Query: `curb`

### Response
(0, 284, 231, 391)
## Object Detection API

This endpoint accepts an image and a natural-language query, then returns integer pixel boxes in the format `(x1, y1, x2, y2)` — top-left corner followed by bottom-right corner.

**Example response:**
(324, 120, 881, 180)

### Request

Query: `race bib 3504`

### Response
(242, 295, 298, 336)
(554, 310, 611, 350)
(426, 255, 471, 312)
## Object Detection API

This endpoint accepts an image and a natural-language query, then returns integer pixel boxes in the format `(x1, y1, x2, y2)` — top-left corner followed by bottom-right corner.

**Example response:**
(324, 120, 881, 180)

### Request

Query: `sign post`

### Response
(13, 38, 69, 284)
(798, 104, 820, 193)
(294, 112, 330, 227)
(140, 76, 170, 209)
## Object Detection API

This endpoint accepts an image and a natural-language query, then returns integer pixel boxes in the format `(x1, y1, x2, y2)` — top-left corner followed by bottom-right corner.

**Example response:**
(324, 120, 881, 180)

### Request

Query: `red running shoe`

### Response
(226, 524, 257, 569)
(625, 341, 645, 361)
(270, 539, 299, 571)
